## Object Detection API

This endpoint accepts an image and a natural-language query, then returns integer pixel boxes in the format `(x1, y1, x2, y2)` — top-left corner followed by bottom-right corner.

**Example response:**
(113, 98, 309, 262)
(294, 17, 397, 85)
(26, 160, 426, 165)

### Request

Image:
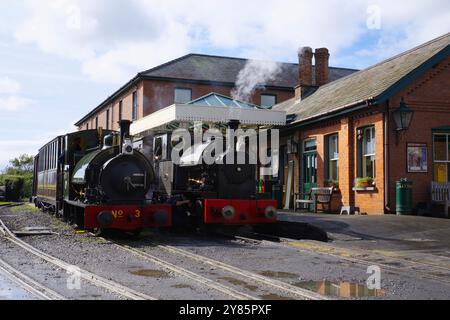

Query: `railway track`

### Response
(225, 231, 450, 285)
(0, 218, 155, 300)
(0, 257, 65, 300)
(141, 239, 326, 300)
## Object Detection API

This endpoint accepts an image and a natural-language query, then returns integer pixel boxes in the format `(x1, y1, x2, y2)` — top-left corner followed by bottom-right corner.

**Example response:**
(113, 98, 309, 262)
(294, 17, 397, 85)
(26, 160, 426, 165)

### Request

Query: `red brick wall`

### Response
(78, 79, 294, 131)
(386, 55, 450, 210)
(287, 111, 385, 214)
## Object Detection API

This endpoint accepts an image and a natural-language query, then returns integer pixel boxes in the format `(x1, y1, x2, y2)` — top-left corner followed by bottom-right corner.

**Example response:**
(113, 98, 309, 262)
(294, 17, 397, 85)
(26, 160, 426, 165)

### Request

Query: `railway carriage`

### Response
(32, 121, 172, 233)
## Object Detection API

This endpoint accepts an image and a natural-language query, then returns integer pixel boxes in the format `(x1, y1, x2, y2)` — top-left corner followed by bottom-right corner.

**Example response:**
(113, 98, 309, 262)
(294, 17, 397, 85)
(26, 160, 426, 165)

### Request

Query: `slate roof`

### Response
(141, 53, 357, 87)
(274, 33, 450, 125)
(75, 54, 357, 125)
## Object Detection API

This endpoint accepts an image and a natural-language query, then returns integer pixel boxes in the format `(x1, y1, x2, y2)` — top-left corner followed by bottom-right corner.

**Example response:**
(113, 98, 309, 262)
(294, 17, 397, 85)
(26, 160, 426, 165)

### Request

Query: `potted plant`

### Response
(355, 177, 374, 189)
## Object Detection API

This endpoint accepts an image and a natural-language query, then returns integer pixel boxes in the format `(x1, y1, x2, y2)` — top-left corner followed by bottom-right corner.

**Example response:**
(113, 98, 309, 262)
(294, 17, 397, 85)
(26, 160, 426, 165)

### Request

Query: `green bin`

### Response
(396, 178, 412, 215)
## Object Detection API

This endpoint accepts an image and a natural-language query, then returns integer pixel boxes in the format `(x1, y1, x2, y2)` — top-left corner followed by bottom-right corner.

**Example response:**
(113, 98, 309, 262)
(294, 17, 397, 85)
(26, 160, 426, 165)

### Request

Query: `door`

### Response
(302, 139, 317, 211)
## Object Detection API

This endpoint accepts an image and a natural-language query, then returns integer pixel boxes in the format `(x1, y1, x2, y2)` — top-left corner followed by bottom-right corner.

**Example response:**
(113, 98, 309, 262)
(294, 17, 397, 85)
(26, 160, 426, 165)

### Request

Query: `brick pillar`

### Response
(298, 47, 313, 97)
(339, 117, 355, 207)
(314, 48, 330, 86)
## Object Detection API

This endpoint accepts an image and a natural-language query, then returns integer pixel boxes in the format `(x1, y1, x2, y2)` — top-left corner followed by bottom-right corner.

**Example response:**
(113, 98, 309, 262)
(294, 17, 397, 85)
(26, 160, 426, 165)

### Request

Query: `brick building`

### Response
(75, 53, 356, 130)
(274, 33, 450, 215)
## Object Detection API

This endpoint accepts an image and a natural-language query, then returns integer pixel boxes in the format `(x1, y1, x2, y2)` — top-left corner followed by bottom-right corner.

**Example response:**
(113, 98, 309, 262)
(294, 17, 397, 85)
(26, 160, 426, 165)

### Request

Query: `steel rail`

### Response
(150, 241, 327, 300)
(0, 257, 66, 300)
(115, 243, 258, 300)
(0, 218, 155, 300)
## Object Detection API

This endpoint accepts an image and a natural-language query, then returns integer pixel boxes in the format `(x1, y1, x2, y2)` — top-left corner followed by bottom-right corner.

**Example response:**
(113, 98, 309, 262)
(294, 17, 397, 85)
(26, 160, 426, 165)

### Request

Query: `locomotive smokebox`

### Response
(118, 120, 132, 153)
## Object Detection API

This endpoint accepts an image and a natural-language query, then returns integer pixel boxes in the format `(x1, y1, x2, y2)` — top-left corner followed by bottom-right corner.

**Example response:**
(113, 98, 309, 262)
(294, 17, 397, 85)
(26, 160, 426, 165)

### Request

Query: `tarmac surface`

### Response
(279, 211, 450, 269)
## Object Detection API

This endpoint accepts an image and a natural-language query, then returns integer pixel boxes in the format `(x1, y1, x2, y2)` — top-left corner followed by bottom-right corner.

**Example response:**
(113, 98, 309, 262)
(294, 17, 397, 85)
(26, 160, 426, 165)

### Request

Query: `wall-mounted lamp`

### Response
(392, 97, 414, 144)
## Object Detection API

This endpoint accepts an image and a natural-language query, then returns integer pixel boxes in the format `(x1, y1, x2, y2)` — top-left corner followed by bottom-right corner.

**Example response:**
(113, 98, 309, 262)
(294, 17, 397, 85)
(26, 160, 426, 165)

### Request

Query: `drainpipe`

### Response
(384, 100, 391, 213)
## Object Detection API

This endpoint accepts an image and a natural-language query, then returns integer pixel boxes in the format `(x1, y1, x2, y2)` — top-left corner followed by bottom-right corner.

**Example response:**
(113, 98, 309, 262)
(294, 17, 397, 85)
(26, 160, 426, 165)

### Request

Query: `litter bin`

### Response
(272, 184, 283, 209)
(396, 178, 413, 215)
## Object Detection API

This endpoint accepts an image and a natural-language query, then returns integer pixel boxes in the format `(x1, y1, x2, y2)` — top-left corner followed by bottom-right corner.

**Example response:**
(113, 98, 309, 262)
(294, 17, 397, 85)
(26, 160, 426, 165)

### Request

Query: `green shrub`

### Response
(0, 175, 25, 201)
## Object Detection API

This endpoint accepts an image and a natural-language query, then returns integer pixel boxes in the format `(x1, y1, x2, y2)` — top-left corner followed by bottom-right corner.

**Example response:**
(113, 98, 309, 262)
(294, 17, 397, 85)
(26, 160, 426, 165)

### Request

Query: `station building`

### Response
(74, 54, 356, 131)
(274, 33, 450, 214)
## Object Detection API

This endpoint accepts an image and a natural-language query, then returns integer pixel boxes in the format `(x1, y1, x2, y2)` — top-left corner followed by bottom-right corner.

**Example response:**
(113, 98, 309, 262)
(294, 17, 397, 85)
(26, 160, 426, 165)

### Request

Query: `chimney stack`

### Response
(296, 47, 313, 99)
(314, 48, 330, 86)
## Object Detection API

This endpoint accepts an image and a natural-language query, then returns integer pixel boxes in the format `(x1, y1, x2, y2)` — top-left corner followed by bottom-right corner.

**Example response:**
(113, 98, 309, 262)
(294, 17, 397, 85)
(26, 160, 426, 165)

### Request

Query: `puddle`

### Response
(294, 280, 385, 298)
(259, 271, 298, 279)
(218, 277, 258, 291)
(172, 284, 194, 290)
(129, 269, 170, 278)
(259, 294, 293, 300)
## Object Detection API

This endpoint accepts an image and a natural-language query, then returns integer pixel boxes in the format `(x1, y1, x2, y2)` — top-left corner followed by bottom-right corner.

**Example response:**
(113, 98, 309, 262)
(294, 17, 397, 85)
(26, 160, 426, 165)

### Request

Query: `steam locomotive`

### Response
(32, 120, 172, 233)
(32, 119, 277, 233)
(136, 121, 278, 227)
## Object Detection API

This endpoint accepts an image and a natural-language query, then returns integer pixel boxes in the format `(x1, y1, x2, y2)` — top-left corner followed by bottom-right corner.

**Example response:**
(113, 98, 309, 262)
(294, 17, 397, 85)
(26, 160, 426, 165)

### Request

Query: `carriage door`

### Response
(302, 139, 317, 210)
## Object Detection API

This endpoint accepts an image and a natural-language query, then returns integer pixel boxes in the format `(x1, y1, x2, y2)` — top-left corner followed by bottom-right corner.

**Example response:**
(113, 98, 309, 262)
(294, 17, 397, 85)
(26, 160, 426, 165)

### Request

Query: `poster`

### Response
(407, 144, 428, 173)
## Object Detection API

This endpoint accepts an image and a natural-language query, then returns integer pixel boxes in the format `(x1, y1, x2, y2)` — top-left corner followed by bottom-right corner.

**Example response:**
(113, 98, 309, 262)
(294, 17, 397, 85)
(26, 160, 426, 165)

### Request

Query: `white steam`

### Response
(231, 60, 282, 102)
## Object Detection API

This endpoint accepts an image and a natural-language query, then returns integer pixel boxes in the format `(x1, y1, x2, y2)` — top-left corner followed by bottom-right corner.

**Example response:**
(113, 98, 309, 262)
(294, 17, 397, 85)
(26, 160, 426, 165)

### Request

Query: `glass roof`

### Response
(187, 92, 260, 109)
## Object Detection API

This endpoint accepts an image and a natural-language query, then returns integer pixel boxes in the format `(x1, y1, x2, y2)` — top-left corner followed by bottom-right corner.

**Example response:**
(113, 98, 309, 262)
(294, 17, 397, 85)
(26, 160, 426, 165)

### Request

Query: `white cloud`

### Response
(0, 77, 21, 94)
(8, 0, 450, 84)
(0, 96, 32, 111)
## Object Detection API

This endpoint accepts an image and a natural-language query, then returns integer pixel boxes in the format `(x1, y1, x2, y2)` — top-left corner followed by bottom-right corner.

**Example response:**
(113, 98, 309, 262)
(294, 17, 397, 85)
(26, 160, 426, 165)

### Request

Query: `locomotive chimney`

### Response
(118, 120, 132, 153)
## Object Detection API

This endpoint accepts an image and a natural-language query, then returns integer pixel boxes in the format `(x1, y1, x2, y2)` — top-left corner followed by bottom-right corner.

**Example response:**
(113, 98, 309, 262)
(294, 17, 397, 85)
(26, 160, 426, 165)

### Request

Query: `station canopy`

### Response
(130, 93, 286, 137)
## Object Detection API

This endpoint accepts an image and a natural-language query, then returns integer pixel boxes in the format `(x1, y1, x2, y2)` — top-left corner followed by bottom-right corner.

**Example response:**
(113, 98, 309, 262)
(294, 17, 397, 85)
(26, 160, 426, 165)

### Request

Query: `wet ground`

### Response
(0, 204, 449, 300)
(0, 273, 35, 300)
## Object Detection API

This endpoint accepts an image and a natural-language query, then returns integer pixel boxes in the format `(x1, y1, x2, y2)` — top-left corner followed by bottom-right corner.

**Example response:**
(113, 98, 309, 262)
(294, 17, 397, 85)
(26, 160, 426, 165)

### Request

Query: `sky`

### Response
(0, 0, 449, 169)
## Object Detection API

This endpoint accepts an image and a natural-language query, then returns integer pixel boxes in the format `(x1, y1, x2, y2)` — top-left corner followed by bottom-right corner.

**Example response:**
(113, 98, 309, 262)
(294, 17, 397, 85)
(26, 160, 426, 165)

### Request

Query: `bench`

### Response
(431, 182, 450, 218)
(295, 187, 334, 213)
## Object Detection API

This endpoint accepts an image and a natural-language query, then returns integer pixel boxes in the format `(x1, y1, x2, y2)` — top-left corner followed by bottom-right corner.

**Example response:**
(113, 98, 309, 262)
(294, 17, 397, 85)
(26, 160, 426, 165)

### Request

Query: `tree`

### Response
(8, 154, 34, 172)
(0, 154, 34, 200)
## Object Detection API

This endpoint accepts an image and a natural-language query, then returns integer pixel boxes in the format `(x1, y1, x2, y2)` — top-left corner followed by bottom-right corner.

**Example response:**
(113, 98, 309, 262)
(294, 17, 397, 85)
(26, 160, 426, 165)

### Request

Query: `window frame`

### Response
(119, 100, 123, 121)
(433, 133, 450, 182)
(357, 126, 376, 178)
(132, 91, 138, 120)
(260, 94, 277, 108)
(174, 88, 192, 104)
(106, 109, 110, 130)
(325, 133, 339, 183)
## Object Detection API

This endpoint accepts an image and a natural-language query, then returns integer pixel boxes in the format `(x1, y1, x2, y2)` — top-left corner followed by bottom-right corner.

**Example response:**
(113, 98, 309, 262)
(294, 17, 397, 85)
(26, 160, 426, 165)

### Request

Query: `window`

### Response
(132, 91, 138, 120)
(174, 88, 192, 103)
(119, 100, 123, 121)
(261, 94, 277, 108)
(357, 126, 376, 178)
(106, 109, 110, 129)
(86, 123, 89, 130)
(95, 116, 98, 129)
(325, 134, 339, 182)
(433, 134, 450, 182)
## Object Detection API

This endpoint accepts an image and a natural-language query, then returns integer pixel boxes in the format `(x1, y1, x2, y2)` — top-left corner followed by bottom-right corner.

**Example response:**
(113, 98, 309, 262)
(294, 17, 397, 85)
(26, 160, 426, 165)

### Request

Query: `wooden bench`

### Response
(295, 187, 334, 213)
(431, 182, 450, 218)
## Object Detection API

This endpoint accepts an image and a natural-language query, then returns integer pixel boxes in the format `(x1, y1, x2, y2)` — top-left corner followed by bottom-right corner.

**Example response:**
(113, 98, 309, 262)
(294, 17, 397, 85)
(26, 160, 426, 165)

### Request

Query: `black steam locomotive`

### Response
(32, 120, 171, 232)
(136, 123, 278, 227)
